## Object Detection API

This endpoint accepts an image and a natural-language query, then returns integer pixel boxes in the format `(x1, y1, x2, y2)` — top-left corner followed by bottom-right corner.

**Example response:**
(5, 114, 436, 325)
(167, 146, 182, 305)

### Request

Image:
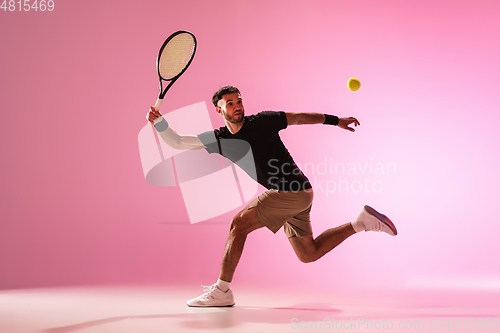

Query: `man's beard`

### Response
(226, 113, 244, 124)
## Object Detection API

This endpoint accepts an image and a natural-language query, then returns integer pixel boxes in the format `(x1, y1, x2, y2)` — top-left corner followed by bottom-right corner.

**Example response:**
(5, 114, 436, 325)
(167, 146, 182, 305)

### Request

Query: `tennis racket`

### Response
(153, 30, 197, 112)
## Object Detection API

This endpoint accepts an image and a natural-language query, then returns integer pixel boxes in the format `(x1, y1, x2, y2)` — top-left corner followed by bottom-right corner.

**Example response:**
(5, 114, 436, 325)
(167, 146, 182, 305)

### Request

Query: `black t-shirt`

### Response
(197, 111, 312, 191)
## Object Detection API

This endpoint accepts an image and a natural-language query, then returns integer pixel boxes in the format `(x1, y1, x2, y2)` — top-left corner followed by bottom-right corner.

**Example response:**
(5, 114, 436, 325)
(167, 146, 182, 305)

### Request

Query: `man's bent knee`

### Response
(292, 246, 317, 263)
(289, 236, 318, 263)
(297, 253, 317, 264)
(229, 208, 263, 236)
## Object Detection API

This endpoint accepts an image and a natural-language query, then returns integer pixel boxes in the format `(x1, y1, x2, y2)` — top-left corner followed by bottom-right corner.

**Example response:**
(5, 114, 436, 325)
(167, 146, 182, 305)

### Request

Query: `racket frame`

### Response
(156, 30, 197, 101)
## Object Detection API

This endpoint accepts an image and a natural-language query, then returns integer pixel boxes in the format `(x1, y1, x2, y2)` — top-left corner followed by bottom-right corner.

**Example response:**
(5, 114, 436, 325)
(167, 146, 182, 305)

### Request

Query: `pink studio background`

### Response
(1, 0, 499, 292)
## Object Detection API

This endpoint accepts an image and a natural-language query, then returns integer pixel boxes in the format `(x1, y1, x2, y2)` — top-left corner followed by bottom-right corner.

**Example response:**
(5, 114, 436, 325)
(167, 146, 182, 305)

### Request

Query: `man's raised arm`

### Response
(146, 106, 206, 150)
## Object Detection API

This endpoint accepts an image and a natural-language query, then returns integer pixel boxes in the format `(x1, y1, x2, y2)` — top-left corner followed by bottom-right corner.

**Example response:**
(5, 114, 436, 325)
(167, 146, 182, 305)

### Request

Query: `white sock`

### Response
(216, 278, 230, 292)
(351, 220, 365, 233)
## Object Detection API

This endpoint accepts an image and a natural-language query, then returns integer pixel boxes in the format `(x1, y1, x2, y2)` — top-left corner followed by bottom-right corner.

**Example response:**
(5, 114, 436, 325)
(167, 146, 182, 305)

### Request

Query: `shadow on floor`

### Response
(42, 303, 341, 332)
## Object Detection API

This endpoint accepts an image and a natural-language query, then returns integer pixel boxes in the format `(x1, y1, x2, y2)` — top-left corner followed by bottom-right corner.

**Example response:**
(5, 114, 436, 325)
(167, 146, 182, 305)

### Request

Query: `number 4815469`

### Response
(1, 0, 55, 11)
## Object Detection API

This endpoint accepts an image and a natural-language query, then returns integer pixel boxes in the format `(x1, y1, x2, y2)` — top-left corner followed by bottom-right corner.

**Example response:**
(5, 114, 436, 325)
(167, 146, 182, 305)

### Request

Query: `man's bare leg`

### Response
(187, 207, 264, 307)
(219, 206, 265, 282)
(289, 223, 356, 263)
(289, 205, 398, 263)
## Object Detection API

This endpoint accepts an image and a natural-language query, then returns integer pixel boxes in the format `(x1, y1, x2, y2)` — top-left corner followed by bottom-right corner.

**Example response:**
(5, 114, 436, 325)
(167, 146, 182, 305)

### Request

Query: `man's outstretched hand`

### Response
(338, 117, 360, 132)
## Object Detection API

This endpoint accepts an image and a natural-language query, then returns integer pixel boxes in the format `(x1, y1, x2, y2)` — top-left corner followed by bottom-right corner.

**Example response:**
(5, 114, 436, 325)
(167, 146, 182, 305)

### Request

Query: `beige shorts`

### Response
(246, 189, 314, 238)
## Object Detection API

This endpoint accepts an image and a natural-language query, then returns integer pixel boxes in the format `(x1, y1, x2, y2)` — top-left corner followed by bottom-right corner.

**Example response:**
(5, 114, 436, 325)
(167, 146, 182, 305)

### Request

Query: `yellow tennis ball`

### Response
(347, 77, 361, 91)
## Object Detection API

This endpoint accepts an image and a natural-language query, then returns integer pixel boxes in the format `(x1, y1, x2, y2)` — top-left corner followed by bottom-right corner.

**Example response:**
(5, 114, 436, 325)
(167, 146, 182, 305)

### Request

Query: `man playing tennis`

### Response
(146, 86, 397, 307)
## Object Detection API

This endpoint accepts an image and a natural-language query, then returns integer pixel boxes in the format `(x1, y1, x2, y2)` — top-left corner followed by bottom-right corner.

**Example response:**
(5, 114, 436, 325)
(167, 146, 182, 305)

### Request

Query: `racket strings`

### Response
(158, 34, 195, 80)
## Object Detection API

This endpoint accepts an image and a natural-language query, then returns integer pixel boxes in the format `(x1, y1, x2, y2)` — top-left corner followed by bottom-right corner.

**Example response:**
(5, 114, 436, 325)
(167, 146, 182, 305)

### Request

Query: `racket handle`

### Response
(154, 98, 163, 112)
(152, 98, 165, 126)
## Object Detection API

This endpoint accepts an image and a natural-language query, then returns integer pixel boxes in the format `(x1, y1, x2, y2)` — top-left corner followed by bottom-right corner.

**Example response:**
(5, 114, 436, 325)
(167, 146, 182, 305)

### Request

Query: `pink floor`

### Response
(1, 284, 498, 333)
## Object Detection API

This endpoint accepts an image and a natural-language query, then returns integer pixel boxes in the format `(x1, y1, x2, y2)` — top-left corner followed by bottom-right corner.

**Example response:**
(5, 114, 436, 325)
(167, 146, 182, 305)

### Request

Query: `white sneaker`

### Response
(354, 205, 398, 236)
(187, 284, 235, 307)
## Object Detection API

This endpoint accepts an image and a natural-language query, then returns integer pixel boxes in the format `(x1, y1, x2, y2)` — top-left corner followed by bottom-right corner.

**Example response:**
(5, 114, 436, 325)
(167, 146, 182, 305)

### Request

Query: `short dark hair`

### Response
(212, 86, 240, 107)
